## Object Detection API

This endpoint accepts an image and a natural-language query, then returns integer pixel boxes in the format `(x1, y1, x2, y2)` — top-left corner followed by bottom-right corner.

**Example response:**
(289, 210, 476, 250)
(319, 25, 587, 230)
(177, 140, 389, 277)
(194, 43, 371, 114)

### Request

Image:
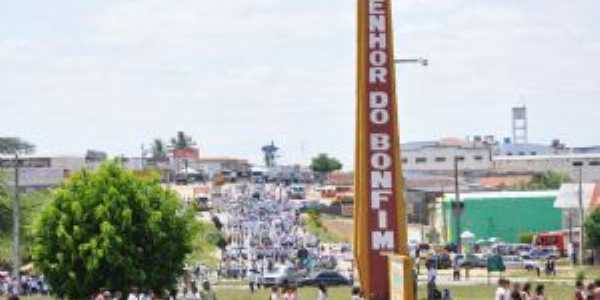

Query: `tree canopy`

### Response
(170, 131, 195, 150)
(0, 137, 35, 155)
(585, 208, 600, 249)
(150, 139, 168, 161)
(0, 175, 50, 269)
(32, 162, 197, 299)
(512, 171, 570, 191)
(310, 153, 343, 174)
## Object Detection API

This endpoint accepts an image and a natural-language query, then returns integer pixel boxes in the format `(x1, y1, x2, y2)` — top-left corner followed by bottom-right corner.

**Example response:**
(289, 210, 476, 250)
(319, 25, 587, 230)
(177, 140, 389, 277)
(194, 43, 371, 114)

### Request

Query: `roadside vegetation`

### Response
(304, 209, 346, 243)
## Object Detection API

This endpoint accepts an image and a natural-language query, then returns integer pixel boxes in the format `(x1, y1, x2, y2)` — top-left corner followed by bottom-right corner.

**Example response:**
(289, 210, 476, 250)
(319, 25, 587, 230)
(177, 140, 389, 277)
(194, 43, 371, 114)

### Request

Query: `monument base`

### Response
(387, 254, 416, 300)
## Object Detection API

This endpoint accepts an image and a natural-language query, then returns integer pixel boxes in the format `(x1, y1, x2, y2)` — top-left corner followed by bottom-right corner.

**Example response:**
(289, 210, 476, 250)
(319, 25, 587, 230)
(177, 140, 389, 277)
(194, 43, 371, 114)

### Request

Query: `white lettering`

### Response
(378, 210, 388, 229)
(369, 50, 387, 67)
(371, 170, 392, 188)
(370, 133, 391, 151)
(372, 231, 394, 250)
(369, 92, 388, 108)
(369, 32, 387, 50)
(369, 67, 387, 84)
(370, 109, 389, 124)
(371, 189, 391, 209)
(368, 0, 385, 15)
(369, 15, 386, 33)
(371, 152, 392, 170)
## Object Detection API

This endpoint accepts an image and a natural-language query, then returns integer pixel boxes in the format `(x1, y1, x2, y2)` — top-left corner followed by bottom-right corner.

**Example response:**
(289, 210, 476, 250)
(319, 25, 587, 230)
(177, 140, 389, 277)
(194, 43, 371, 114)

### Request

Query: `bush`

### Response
(576, 270, 586, 283)
(519, 232, 534, 244)
(33, 162, 197, 299)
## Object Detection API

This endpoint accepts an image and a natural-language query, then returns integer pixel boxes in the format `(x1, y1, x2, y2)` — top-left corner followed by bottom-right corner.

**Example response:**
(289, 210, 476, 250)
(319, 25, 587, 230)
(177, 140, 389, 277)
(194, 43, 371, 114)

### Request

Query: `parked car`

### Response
(514, 244, 533, 257)
(261, 265, 301, 287)
(502, 255, 537, 269)
(247, 268, 262, 285)
(299, 271, 350, 286)
(427, 253, 452, 269)
(520, 255, 540, 270)
(456, 254, 486, 268)
(288, 185, 306, 200)
(528, 247, 560, 260)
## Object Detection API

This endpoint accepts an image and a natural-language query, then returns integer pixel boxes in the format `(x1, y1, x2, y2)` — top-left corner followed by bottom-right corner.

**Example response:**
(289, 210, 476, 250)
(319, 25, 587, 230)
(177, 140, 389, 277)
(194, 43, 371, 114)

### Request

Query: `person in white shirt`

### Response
(317, 284, 328, 300)
(494, 279, 511, 300)
(127, 287, 140, 300)
(269, 287, 280, 300)
(351, 287, 363, 300)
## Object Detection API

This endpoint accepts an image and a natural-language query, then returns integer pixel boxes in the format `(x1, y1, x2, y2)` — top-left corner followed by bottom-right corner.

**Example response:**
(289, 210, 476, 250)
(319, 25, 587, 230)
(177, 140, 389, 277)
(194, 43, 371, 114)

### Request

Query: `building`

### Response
(554, 183, 600, 228)
(401, 138, 492, 172)
(192, 157, 250, 179)
(439, 191, 562, 244)
(573, 146, 600, 154)
(0, 155, 91, 191)
(1, 168, 67, 192)
(493, 142, 564, 156)
(493, 153, 600, 182)
(265, 165, 314, 183)
(171, 147, 200, 173)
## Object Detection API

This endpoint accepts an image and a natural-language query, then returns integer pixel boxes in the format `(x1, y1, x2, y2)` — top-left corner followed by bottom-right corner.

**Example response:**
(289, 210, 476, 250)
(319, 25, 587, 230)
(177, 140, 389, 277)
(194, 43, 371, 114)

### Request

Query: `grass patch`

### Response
(19, 283, 575, 300)
(304, 211, 346, 243)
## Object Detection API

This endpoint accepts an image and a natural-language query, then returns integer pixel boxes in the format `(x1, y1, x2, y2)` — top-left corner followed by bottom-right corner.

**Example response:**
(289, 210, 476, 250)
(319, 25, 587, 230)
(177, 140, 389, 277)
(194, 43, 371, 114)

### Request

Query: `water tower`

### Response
(512, 106, 528, 144)
(261, 141, 279, 168)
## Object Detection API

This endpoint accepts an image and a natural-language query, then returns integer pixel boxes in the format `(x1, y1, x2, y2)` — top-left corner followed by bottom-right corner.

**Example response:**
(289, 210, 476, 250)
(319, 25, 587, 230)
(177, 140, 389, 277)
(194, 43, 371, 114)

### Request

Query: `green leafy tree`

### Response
(310, 153, 343, 180)
(150, 139, 168, 161)
(585, 208, 600, 250)
(0, 186, 49, 269)
(170, 131, 195, 150)
(530, 171, 570, 189)
(519, 232, 534, 244)
(32, 162, 196, 299)
(513, 171, 570, 191)
(0, 137, 35, 155)
(0, 171, 9, 233)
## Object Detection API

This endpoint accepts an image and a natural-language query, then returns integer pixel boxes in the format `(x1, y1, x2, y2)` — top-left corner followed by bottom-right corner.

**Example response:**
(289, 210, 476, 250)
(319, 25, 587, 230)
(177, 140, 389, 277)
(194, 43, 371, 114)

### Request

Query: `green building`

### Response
(442, 191, 561, 243)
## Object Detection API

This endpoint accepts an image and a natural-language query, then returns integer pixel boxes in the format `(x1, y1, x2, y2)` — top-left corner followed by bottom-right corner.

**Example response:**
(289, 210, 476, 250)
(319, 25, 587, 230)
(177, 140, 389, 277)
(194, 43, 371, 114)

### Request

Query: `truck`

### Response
(288, 185, 306, 200)
(533, 230, 578, 257)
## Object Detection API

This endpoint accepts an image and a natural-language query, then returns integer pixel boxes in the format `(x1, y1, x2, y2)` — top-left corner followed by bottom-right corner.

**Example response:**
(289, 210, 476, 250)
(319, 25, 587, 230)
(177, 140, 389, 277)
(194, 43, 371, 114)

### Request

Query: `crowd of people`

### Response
(0, 275, 48, 296)
(574, 279, 600, 300)
(495, 279, 546, 300)
(495, 278, 600, 300)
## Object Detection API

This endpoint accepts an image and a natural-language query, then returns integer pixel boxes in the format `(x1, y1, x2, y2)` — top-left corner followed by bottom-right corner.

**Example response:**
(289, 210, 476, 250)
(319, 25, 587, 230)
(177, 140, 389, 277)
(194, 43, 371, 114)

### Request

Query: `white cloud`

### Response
(1, 1, 599, 167)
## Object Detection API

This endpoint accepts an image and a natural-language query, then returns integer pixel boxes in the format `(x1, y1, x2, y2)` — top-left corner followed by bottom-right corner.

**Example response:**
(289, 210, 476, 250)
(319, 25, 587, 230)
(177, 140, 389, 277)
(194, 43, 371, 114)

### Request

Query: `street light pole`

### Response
(394, 57, 429, 66)
(395, 56, 428, 244)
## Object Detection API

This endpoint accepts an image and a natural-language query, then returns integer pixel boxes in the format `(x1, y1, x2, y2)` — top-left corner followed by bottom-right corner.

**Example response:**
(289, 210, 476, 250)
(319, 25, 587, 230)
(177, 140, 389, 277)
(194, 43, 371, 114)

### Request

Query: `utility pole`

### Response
(453, 157, 464, 254)
(577, 163, 585, 265)
(0, 137, 34, 294)
(568, 210, 575, 265)
(140, 144, 145, 170)
(12, 152, 21, 291)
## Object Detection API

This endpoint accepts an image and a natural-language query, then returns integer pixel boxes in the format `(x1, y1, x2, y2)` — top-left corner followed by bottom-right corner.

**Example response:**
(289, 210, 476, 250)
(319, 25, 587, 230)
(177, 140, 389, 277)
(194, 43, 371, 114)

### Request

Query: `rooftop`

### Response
(444, 190, 558, 201)
(494, 153, 600, 161)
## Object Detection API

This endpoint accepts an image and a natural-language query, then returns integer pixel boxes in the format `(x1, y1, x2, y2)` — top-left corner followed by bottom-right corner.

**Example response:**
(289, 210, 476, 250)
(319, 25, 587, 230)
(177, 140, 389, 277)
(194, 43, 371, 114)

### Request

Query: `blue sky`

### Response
(1, 1, 599, 167)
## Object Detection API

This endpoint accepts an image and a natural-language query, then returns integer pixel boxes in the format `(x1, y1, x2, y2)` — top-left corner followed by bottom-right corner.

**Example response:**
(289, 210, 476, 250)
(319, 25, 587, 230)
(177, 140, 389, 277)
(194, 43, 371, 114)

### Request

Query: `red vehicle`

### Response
(534, 232, 567, 257)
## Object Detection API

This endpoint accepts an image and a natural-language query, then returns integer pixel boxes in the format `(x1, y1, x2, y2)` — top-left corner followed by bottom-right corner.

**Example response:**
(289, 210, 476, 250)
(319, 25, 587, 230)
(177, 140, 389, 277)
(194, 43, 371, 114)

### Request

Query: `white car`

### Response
(503, 255, 539, 270)
(521, 255, 540, 270)
(502, 256, 525, 269)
